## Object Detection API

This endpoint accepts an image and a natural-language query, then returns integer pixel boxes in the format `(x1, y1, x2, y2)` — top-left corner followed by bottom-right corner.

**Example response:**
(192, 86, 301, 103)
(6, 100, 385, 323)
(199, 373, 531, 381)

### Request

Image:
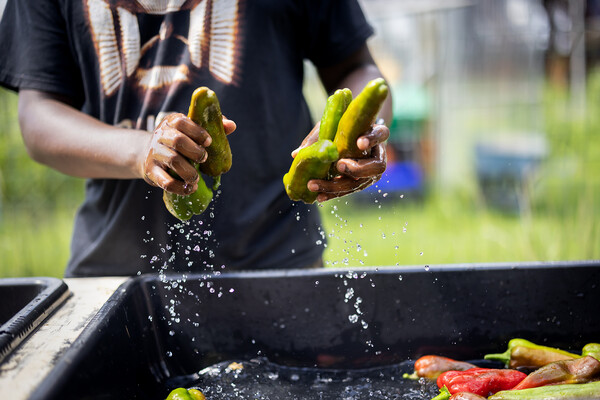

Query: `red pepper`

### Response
(405, 355, 477, 379)
(437, 368, 527, 397)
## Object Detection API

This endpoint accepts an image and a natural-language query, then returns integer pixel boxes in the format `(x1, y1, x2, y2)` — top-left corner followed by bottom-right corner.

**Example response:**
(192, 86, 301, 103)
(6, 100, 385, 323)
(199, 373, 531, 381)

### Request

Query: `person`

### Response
(0, 0, 392, 277)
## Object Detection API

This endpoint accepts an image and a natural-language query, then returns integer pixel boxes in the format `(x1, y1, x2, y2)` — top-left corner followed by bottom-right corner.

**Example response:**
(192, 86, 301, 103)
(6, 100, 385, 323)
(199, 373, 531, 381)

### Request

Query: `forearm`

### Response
(318, 45, 393, 126)
(18, 89, 147, 180)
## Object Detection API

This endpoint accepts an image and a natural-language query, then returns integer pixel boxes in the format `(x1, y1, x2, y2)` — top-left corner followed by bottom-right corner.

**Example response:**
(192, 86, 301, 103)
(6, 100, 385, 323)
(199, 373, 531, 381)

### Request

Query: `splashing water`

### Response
(172, 358, 439, 400)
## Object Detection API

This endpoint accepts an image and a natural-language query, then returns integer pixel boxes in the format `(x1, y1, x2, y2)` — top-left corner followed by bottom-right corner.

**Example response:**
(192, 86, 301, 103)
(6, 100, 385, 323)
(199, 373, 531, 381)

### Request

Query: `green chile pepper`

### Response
(283, 139, 339, 203)
(318, 88, 353, 141)
(283, 89, 350, 203)
(163, 166, 213, 221)
(488, 381, 600, 399)
(162, 87, 231, 220)
(582, 343, 600, 360)
(484, 338, 579, 369)
(166, 387, 206, 400)
(431, 385, 452, 400)
(188, 86, 232, 178)
(333, 78, 388, 159)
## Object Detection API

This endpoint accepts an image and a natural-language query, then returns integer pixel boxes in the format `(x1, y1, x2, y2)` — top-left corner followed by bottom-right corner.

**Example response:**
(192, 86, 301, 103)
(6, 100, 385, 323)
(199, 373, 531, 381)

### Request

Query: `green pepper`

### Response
(431, 385, 452, 400)
(484, 339, 579, 369)
(488, 381, 600, 399)
(283, 89, 351, 203)
(166, 387, 206, 400)
(318, 88, 353, 141)
(283, 139, 339, 203)
(333, 78, 388, 159)
(188, 86, 232, 178)
(163, 166, 213, 221)
(582, 343, 600, 361)
(162, 87, 231, 220)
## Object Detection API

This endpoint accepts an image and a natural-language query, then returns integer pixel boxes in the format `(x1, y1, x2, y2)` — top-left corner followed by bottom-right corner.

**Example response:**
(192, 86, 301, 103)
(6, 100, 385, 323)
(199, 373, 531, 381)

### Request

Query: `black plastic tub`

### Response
(33, 261, 600, 399)
(0, 277, 70, 363)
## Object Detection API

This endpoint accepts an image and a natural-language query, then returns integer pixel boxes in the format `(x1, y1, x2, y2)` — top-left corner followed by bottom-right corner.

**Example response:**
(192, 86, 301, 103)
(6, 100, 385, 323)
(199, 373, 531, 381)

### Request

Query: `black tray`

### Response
(33, 261, 600, 399)
(0, 277, 70, 363)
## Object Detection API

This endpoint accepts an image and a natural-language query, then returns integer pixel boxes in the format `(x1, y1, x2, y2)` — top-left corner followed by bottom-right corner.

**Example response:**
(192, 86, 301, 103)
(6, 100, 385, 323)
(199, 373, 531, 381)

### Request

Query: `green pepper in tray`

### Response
(484, 338, 579, 369)
(582, 342, 600, 361)
(166, 387, 206, 400)
(488, 381, 600, 399)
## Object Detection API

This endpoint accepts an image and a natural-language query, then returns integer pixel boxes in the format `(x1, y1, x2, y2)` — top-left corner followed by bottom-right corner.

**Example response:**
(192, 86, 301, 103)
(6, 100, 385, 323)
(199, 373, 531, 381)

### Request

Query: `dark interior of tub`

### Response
(33, 262, 600, 400)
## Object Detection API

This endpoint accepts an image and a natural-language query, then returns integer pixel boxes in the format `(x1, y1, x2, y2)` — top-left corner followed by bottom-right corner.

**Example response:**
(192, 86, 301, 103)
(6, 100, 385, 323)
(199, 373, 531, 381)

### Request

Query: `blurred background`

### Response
(1, 0, 599, 277)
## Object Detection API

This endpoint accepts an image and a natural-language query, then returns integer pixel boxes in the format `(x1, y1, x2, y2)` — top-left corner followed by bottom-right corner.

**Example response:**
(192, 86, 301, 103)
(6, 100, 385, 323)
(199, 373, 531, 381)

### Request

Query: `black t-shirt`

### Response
(0, 0, 374, 277)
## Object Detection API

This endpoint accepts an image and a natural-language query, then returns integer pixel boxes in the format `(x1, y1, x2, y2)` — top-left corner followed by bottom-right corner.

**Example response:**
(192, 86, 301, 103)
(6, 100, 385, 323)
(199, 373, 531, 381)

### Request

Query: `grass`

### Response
(0, 205, 78, 278)
(320, 193, 599, 269)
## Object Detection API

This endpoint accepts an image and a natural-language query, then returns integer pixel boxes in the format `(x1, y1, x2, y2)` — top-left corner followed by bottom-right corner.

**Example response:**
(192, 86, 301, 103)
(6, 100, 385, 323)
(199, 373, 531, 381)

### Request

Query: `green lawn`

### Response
(0, 206, 79, 278)
(320, 194, 599, 268)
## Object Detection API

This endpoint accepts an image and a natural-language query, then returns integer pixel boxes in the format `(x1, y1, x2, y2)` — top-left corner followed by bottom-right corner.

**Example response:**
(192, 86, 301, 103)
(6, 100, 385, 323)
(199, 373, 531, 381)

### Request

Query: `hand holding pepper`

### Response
(291, 122, 389, 203)
(142, 112, 236, 196)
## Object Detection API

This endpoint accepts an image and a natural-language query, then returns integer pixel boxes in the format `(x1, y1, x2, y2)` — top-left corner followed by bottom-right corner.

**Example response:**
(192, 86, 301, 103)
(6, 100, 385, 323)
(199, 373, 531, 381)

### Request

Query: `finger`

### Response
(308, 175, 374, 197)
(156, 123, 208, 164)
(167, 114, 212, 147)
(356, 124, 390, 151)
(145, 164, 198, 195)
(291, 122, 320, 158)
(315, 177, 376, 203)
(152, 145, 199, 184)
(222, 116, 237, 135)
(336, 142, 387, 178)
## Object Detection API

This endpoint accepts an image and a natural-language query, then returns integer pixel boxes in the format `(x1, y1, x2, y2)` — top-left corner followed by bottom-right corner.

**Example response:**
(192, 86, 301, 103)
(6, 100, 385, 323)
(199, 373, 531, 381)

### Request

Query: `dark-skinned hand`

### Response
(142, 113, 236, 195)
(291, 121, 389, 203)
